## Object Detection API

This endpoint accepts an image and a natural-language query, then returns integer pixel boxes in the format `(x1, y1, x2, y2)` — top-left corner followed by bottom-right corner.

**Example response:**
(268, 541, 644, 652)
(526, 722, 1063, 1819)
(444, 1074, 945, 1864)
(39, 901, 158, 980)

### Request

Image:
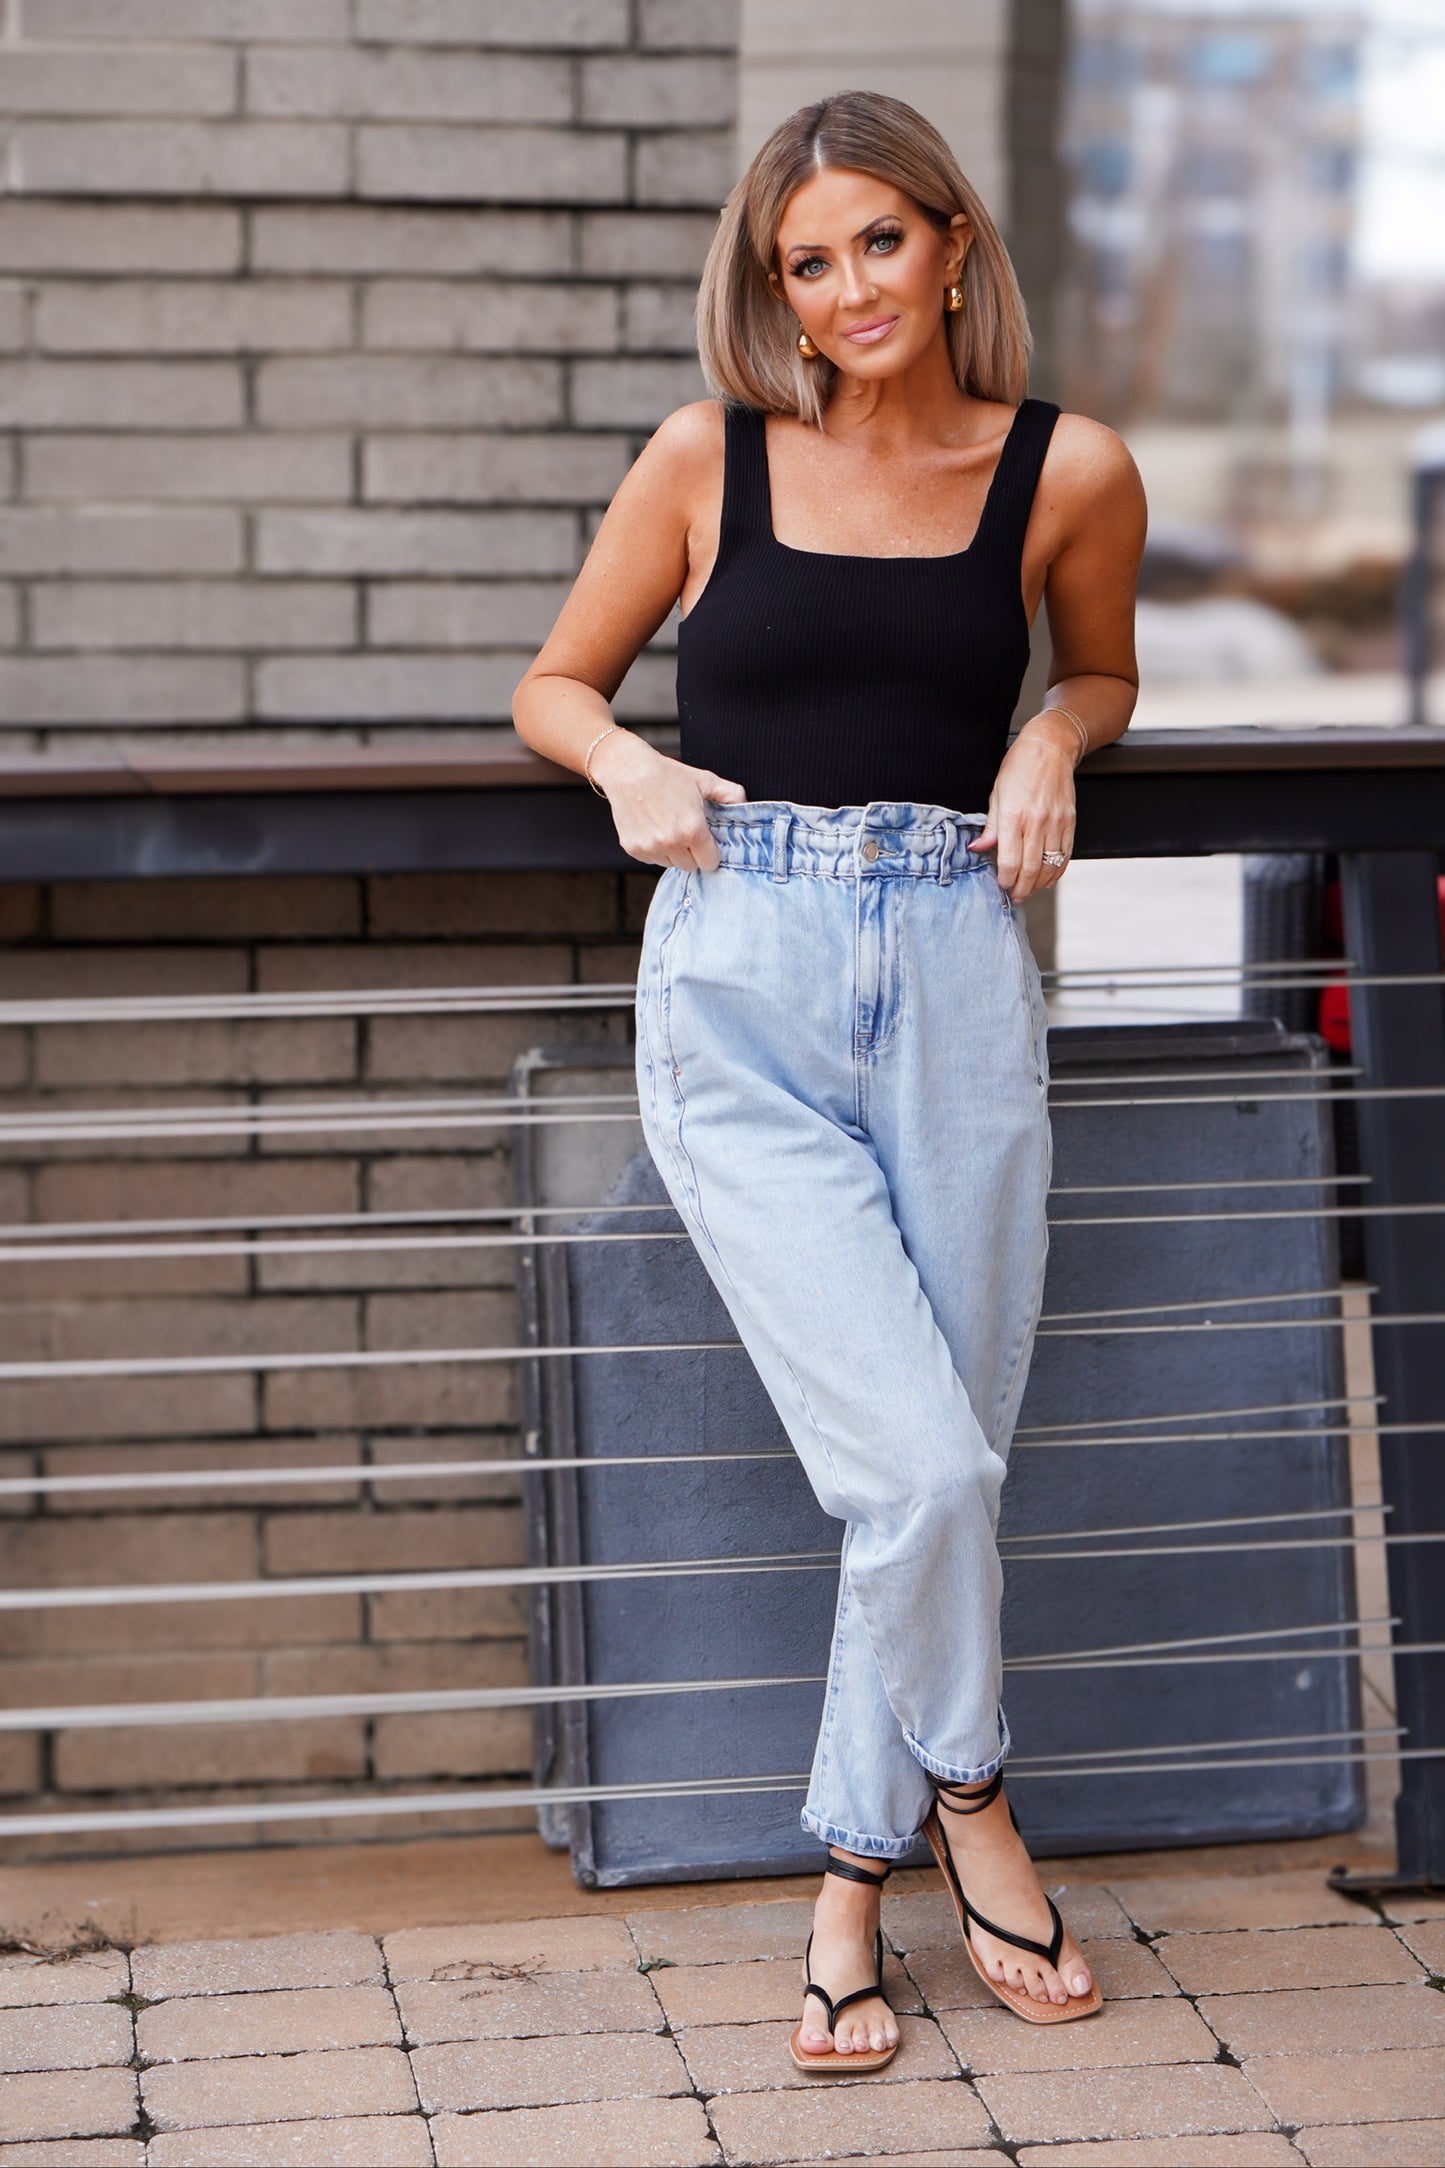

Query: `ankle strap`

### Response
(824, 1856, 892, 1889)
(933, 1770, 1004, 1816)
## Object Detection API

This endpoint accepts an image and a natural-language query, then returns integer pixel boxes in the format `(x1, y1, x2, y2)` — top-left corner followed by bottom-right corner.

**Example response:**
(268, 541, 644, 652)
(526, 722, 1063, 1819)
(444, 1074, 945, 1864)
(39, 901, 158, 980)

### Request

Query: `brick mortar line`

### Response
(1109, 1890, 1337, 2160)
(891, 1935, 1021, 2164)
(622, 1907, 731, 2165)
(378, 1928, 439, 2167)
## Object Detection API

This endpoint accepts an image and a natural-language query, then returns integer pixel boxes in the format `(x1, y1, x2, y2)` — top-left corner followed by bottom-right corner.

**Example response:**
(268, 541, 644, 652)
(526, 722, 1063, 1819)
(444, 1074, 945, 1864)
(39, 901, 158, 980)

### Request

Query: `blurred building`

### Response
(1062, 0, 1363, 477)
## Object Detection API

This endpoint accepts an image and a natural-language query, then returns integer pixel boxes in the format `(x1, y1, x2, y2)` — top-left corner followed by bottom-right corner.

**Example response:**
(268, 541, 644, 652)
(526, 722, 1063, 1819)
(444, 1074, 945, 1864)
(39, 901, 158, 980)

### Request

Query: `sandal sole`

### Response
(922, 1808, 1103, 2027)
(788, 2023, 899, 2074)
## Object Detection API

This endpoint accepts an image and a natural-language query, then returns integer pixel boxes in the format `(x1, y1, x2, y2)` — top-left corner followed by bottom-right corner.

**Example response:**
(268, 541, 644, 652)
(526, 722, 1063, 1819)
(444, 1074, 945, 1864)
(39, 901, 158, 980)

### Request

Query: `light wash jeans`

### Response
(634, 798, 1052, 1858)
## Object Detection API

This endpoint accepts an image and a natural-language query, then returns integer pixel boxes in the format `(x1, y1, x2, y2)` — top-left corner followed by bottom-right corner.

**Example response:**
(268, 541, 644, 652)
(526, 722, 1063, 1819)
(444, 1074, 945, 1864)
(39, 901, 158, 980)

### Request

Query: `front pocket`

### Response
(653, 868, 695, 1078)
(1004, 905, 1049, 1087)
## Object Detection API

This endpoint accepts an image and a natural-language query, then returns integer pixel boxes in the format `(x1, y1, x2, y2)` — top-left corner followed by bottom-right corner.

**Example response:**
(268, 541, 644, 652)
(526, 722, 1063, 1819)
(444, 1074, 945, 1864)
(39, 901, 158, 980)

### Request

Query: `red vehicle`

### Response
(1317, 875, 1445, 1053)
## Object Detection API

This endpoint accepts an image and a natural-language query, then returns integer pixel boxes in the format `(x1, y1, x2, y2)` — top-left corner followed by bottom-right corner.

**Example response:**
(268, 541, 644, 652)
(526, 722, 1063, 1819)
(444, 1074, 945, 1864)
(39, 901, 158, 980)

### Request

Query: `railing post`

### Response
(1332, 850, 1445, 1895)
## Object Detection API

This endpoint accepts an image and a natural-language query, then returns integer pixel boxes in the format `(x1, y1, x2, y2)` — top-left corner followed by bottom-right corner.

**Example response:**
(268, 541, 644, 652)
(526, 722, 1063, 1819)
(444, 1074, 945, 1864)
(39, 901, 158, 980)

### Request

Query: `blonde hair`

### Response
(697, 89, 1031, 427)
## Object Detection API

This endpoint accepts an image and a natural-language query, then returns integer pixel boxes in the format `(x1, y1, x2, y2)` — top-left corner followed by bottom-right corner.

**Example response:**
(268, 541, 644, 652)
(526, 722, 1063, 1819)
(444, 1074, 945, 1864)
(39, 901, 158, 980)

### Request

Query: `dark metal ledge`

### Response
(0, 725, 1439, 881)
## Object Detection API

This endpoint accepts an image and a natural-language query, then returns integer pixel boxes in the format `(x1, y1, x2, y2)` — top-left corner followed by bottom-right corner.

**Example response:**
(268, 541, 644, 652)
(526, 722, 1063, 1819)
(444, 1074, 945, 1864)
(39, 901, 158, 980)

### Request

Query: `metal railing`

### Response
(0, 726, 1437, 1893)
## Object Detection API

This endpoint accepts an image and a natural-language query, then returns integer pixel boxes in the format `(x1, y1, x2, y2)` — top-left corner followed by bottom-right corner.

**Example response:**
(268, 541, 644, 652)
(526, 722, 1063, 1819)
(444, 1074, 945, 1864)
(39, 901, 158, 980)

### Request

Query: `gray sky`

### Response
(1357, 0, 1445, 279)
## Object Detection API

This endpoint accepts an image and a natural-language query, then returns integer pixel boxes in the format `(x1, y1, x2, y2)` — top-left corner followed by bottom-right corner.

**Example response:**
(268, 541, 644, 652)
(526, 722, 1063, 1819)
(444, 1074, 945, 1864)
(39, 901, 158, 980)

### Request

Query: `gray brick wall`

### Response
(0, 0, 740, 743)
(0, 864, 655, 1854)
(0, 4, 732, 1850)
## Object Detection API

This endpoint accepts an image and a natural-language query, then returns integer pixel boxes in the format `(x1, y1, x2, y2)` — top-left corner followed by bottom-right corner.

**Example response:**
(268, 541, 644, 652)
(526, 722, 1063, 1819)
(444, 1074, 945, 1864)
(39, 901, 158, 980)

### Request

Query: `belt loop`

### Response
(770, 810, 791, 882)
(939, 816, 956, 885)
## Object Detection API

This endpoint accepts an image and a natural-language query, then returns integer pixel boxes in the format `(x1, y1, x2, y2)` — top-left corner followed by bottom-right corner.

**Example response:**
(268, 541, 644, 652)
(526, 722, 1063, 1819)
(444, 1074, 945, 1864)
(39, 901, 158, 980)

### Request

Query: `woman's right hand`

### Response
(590, 729, 746, 871)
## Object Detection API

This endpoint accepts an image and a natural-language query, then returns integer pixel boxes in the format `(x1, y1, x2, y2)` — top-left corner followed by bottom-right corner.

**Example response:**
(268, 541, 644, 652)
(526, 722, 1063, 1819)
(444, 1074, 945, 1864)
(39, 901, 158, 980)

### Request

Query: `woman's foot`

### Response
(937, 1781, 1093, 2007)
(795, 1849, 900, 2057)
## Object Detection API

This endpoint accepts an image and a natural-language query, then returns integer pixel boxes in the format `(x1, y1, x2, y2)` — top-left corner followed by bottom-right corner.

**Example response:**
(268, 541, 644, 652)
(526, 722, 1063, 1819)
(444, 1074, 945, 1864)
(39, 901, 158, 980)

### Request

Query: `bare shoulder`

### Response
(630, 398, 725, 495)
(1040, 410, 1145, 516)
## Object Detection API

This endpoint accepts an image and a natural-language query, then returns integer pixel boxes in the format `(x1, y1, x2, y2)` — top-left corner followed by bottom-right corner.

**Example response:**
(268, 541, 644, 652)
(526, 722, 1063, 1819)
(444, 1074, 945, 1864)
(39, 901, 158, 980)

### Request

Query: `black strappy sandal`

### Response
(788, 1855, 900, 2074)
(921, 1771, 1103, 2026)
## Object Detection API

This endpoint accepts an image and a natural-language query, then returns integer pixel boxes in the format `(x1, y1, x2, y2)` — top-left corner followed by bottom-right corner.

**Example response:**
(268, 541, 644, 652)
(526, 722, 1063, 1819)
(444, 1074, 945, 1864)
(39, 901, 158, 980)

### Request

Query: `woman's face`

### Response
(768, 167, 971, 380)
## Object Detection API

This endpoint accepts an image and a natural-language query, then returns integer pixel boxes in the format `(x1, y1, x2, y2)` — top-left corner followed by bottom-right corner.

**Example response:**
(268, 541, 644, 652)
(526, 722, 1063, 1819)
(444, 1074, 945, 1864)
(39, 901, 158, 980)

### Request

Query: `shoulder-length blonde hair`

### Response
(697, 90, 1030, 427)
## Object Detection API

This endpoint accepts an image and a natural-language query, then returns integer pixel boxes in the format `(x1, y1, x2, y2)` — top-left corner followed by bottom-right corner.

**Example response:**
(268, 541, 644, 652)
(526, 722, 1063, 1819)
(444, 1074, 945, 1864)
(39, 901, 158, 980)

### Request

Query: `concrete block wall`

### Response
(0, 863, 656, 1853)
(0, 0, 738, 745)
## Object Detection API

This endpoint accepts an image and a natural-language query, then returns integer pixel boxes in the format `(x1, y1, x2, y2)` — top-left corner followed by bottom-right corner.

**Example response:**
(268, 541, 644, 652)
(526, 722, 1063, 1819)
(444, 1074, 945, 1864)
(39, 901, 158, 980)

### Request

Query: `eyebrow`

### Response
(784, 215, 898, 259)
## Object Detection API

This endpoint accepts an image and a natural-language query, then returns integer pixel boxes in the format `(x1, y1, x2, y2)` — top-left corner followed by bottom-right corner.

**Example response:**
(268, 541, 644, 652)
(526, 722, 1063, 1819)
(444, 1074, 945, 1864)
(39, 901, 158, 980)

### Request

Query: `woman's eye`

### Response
(869, 229, 902, 252)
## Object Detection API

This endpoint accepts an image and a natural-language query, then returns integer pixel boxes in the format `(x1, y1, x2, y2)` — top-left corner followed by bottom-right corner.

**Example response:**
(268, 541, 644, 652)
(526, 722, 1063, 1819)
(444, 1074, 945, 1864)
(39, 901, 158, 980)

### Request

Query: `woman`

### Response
(514, 90, 1146, 2071)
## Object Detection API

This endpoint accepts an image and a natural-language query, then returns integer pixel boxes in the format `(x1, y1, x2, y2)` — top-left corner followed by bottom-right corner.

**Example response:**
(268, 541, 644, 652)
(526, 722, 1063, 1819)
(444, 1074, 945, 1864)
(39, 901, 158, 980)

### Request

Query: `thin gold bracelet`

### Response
(1041, 705, 1090, 761)
(582, 723, 620, 796)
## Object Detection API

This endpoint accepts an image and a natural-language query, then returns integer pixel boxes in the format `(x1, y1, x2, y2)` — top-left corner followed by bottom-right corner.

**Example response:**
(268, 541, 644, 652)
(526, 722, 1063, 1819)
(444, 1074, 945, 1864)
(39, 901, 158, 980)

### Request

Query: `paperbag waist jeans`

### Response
(634, 798, 1052, 1857)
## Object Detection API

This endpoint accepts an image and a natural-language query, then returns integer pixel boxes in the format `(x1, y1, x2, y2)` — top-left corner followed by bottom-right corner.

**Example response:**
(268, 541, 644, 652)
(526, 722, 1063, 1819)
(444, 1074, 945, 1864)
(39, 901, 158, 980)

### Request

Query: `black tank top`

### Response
(675, 397, 1060, 813)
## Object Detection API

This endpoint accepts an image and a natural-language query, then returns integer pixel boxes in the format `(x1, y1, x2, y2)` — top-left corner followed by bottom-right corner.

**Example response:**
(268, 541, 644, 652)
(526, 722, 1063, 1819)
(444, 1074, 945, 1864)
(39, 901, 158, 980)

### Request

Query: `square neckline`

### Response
(759, 402, 1029, 567)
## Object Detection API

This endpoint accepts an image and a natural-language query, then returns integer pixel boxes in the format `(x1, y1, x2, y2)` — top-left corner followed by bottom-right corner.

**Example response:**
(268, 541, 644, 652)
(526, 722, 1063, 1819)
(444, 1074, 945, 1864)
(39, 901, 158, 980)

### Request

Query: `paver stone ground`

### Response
(706, 2075, 994, 2164)
(144, 2115, 435, 2167)
(1244, 2046, 1445, 2128)
(943, 1991, 1219, 2074)
(14, 1876, 1445, 2165)
(1200, 1981, 1445, 2059)
(0, 1953, 129, 2007)
(1295, 2120, 1445, 2167)
(1159, 1924, 1424, 1995)
(137, 1982, 401, 2063)
(1104, 1871, 1364, 1936)
(1014, 2140, 1306, 2167)
(1393, 1920, 1445, 1972)
(626, 1900, 814, 1968)
(140, 2044, 419, 2132)
(427, 2096, 720, 2167)
(1048, 1886, 1137, 1941)
(976, 2060, 1274, 2144)
(409, 2027, 690, 2114)
(1383, 1894, 1445, 1921)
(781, 2154, 1001, 2167)
(394, 1962, 665, 2043)
(0, 2142, 145, 2166)
(0, 2066, 139, 2144)
(383, 1915, 636, 1982)
(0, 2001, 132, 2073)
(0, 2141, 145, 2159)
(132, 1932, 382, 2003)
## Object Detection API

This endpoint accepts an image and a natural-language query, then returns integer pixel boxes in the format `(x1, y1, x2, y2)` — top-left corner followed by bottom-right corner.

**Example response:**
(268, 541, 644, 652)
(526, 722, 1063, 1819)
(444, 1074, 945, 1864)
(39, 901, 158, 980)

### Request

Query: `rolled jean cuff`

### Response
(798, 1809, 917, 1860)
(905, 1706, 1011, 1789)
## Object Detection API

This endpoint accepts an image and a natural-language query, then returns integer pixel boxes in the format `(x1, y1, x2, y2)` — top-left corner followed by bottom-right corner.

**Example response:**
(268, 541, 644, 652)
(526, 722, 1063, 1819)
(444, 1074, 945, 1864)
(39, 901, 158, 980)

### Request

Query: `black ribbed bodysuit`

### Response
(675, 398, 1061, 813)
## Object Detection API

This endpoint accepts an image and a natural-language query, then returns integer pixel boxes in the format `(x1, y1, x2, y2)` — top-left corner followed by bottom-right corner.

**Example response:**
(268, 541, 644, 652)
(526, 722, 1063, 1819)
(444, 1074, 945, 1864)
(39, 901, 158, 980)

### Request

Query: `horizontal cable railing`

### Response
(8, 1740, 1438, 1845)
(0, 959, 1430, 1847)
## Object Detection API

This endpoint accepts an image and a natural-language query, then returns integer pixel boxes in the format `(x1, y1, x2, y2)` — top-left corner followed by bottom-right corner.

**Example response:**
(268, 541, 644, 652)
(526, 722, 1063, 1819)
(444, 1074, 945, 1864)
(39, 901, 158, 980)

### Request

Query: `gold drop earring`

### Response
(945, 281, 965, 313)
(796, 325, 819, 358)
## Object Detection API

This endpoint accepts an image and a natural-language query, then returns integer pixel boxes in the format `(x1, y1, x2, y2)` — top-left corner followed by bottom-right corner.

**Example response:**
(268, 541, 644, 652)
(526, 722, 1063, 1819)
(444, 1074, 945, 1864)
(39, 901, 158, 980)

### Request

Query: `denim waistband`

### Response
(702, 799, 989, 883)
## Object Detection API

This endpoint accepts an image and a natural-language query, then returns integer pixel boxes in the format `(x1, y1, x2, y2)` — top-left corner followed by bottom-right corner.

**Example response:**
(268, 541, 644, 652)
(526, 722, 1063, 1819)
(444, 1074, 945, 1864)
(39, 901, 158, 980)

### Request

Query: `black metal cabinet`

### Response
(516, 1024, 1360, 1887)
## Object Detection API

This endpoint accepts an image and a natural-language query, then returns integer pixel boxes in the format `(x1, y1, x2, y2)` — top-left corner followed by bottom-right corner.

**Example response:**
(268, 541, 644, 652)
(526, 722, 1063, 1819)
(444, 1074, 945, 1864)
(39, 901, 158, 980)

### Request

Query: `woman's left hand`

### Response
(973, 717, 1078, 901)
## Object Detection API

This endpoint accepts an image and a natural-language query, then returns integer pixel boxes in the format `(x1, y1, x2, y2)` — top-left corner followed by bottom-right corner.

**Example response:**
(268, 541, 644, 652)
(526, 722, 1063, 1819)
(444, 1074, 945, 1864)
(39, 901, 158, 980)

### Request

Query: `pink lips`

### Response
(841, 315, 899, 344)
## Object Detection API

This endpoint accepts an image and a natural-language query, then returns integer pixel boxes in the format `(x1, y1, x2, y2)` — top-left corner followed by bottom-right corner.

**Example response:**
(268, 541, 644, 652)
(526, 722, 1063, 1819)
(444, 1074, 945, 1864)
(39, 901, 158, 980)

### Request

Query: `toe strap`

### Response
(800, 1927, 891, 2032)
(827, 1979, 888, 2021)
(962, 1889, 1065, 1969)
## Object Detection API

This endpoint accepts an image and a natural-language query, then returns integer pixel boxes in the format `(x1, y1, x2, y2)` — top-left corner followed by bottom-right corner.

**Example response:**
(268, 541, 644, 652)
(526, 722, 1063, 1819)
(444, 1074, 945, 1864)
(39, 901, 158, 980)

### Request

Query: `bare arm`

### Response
(976, 417, 1147, 899)
(511, 400, 745, 872)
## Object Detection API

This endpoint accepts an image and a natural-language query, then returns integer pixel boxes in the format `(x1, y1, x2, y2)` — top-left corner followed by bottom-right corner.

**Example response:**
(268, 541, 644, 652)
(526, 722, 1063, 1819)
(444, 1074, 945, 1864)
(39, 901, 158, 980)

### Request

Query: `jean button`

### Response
(861, 838, 880, 862)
